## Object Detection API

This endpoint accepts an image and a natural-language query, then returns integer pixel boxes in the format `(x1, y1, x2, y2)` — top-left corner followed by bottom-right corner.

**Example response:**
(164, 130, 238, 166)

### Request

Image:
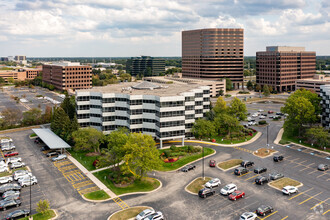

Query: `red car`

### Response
(268, 111, 274, 114)
(209, 160, 216, 167)
(4, 151, 19, 157)
(228, 190, 245, 201)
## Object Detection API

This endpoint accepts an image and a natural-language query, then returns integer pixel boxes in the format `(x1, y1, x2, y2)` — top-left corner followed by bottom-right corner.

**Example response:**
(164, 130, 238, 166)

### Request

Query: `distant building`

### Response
(256, 46, 316, 92)
(126, 56, 165, 76)
(42, 61, 92, 91)
(0, 57, 8, 62)
(320, 85, 330, 129)
(296, 74, 330, 94)
(14, 56, 26, 61)
(182, 28, 244, 89)
(75, 81, 210, 148)
(0, 68, 41, 82)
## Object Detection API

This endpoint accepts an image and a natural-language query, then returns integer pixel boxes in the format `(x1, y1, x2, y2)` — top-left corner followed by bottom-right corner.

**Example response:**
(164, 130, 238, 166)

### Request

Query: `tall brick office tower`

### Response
(182, 28, 244, 89)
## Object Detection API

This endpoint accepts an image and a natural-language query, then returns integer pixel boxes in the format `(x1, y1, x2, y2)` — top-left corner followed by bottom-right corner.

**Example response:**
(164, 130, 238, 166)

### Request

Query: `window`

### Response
(103, 98, 115, 103)
(77, 96, 90, 101)
(129, 100, 142, 105)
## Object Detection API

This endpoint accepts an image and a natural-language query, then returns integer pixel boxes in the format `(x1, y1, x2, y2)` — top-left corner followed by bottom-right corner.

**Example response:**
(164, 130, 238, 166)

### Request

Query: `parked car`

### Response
(0, 166, 8, 173)
(6, 157, 22, 164)
(205, 178, 221, 188)
(254, 167, 267, 174)
(268, 111, 274, 114)
(258, 109, 264, 112)
(3, 209, 30, 220)
(269, 116, 274, 119)
(2, 194, 20, 201)
(181, 165, 196, 172)
(282, 186, 298, 195)
(142, 211, 164, 220)
(273, 155, 284, 162)
(0, 176, 13, 184)
(259, 115, 266, 119)
(0, 199, 21, 210)
(136, 208, 155, 220)
(4, 152, 19, 158)
(228, 190, 245, 201)
(255, 176, 269, 185)
(0, 184, 21, 194)
(220, 183, 237, 195)
(256, 205, 274, 216)
(46, 151, 60, 157)
(20, 178, 38, 187)
(209, 160, 216, 167)
(40, 146, 49, 151)
(1, 145, 15, 151)
(241, 161, 254, 167)
(247, 117, 252, 121)
(234, 167, 249, 176)
(198, 187, 215, 198)
(51, 154, 67, 162)
(13, 170, 32, 181)
(276, 112, 284, 116)
(269, 172, 284, 180)
(317, 164, 329, 171)
(10, 162, 26, 170)
(18, 176, 37, 184)
(2, 190, 20, 199)
(240, 212, 257, 220)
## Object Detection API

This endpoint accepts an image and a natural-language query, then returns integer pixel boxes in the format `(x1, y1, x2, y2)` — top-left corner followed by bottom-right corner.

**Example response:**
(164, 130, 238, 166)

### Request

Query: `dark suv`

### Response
(0, 199, 21, 210)
(273, 155, 284, 162)
(3, 209, 30, 219)
(198, 187, 215, 198)
(0, 184, 21, 194)
(181, 165, 196, 172)
(234, 167, 249, 176)
(241, 161, 254, 168)
(256, 205, 274, 216)
(254, 167, 267, 174)
(255, 176, 269, 185)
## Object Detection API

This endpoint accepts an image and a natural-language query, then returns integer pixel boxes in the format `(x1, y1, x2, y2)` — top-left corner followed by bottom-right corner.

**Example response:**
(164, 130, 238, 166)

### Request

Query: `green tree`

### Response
(306, 127, 330, 149)
(60, 95, 76, 120)
(290, 88, 321, 115)
(228, 97, 247, 120)
(263, 85, 270, 97)
(225, 78, 233, 91)
(213, 96, 227, 115)
(0, 77, 5, 85)
(1, 108, 22, 127)
(191, 119, 216, 139)
(120, 73, 132, 82)
(255, 84, 261, 92)
(214, 114, 241, 138)
(50, 107, 71, 138)
(106, 127, 129, 167)
(7, 77, 14, 84)
(72, 127, 104, 153)
(122, 133, 161, 179)
(246, 80, 253, 91)
(36, 199, 50, 214)
(22, 108, 42, 125)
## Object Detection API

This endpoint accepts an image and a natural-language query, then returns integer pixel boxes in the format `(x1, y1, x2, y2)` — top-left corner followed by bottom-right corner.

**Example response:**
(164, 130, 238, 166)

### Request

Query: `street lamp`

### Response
(267, 125, 269, 148)
(29, 175, 32, 219)
(202, 145, 205, 180)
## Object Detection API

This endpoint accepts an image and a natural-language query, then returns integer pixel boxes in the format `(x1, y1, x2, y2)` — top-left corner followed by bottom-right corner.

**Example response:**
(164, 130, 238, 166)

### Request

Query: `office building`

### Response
(75, 81, 210, 148)
(182, 28, 244, 89)
(256, 46, 316, 92)
(14, 56, 26, 61)
(320, 85, 330, 129)
(296, 74, 330, 94)
(0, 68, 41, 82)
(0, 57, 8, 62)
(126, 56, 165, 76)
(42, 61, 92, 91)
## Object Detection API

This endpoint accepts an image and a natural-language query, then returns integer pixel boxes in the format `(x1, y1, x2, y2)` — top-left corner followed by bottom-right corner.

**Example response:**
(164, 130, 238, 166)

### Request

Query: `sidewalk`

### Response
(91, 161, 124, 174)
(68, 155, 117, 198)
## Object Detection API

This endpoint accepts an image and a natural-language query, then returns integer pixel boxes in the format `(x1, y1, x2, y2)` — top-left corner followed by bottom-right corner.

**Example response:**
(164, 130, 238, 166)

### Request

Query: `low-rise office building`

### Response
(296, 74, 330, 94)
(75, 81, 210, 148)
(0, 68, 41, 82)
(126, 56, 165, 76)
(320, 85, 330, 129)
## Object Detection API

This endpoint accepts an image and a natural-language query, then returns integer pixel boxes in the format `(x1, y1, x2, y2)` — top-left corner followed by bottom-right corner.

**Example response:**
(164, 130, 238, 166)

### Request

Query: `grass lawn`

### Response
(186, 177, 211, 194)
(0, 172, 11, 178)
(30, 133, 37, 137)
(83, 190, 110, 200)
(208, 132, 257, 145)
(280, 129, 330, 153)
(157, 147, 215, 171)
(269, 177, 301, 190)
(19, 210, 56, 220)
(218, 159, 243, 170)
(93, 170, 160, 195)
(253, 148, 276, 157)
(69, 151, 99, 171)
(109, 206, 149, 220)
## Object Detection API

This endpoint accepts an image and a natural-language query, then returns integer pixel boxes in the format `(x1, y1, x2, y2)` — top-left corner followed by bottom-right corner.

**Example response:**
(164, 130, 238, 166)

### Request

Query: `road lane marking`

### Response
(310, 199, 328, 210)
(281, 216, 288, 220)
(322, 209, 330, 215)
(245, 174, 259, 180)
(308, 170, 318, 174)
(289, 188, 314, 200)
(299, 192, 323, 205)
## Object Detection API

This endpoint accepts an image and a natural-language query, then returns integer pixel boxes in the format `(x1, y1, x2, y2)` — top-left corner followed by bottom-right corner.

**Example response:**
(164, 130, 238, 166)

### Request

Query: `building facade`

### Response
(75, 81, 210, 148)
(296, 74, 330, 94)
(256, 46, 316, 92)
(14, 56, 26, 61)
(42, 62, 92, 91)
(126, 56, 165, 76)
(0, 68, 41, 82)
(320, 85, 330, 129)
(182, 28, 244, 89)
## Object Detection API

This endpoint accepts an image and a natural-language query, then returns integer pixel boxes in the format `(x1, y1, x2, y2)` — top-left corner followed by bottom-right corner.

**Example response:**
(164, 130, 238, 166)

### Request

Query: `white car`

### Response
(282, 186, 298, 195)
(0, 166, 9, 173)
(51, 154, 67, 162)
(142, 211, 164, 220)
(240, 212, 257, 220)
(220, 183, 237, 195)
(259, 115, 266, 119)
(18, 176, 37, 184)
(10, 162, 26, 169)
(252, 114, 258, 118)
(13, 170, 32, 181)
(20, 177, 38, 187)
(1, 145, 16, 151)
(136, 208, 155, 220)
(258, 109, 264, 112)
(2, 190, 20, 199)
(205, 178, 221, 188)
(247, 117, 252, 121)
(248, 121, 257, 126)
(0, 176, 13, 184)
(6, 157, 22, 164)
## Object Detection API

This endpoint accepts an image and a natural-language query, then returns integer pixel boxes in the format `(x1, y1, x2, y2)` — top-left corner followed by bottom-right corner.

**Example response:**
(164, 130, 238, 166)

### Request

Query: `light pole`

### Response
(29, 175, 32, 218)
(267, 125, 269, 148)
(202, 145, 205, 180)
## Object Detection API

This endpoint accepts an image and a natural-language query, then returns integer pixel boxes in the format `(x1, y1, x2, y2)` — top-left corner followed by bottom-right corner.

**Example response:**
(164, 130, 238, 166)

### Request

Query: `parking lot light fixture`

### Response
(30, 175, 32, 218)
(202, 145, 205, 180)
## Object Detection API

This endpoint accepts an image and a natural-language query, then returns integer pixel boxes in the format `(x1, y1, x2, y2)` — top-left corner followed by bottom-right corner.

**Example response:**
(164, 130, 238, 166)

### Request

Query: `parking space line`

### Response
(238, 172, 250, 178)
(259, 211, 278, 220)
(284, 156, 292, 160)
(316, 172, 328, 178)
(305, 162, 315, 167)
(292, 163, 304, 168)
(323, 209, 330, 215)
(310, 199, 328, 210)
(308, 170, 318, 174)
(299, 192, 323, 205)
(245, 174, 259, 181)
(281, 216, 288, 220)
(0, 149, 6, 163)
(299, 166, 312, 172)
(289, 188, 314, 200)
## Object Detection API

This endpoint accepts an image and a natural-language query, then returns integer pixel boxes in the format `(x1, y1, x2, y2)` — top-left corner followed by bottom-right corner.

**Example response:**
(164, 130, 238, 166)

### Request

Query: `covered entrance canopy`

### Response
(32, 128, 71, 151)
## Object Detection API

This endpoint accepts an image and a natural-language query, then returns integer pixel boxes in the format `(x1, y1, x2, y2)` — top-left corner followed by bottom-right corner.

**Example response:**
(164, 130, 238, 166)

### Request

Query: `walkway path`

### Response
(91, 161, 124, 174)
(68, 155, 117, 198)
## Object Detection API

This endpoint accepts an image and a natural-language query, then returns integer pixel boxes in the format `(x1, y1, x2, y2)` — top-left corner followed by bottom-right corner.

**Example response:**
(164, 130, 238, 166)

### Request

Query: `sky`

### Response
(0, 0, 329, 57)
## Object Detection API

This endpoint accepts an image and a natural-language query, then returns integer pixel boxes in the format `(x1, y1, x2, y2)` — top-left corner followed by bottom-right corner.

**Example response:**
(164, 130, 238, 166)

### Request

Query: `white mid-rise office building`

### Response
(320, 85, 330, 129)
(75, 81, 210, 148)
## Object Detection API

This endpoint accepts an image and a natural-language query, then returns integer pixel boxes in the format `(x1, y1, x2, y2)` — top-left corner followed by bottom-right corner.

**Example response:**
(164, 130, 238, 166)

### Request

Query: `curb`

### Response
(184, 177, 212, 196)
(267, 178, 303, 192)
(115, 177, 162, 198)
(81, 190, 113, 203)
(107, 206, 152, 220)
(216, 164, 241, 172)
(252, 150, 278, 159)
(50, 209, 58, 220)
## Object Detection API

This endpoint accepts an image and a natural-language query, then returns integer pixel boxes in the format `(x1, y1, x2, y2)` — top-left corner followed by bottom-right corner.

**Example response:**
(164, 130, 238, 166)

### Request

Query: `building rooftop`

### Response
(76, 81, 205, 96)
(144, 76, 224, 86)
(266, 46, 306, 52)
(46, 61, 85, 67)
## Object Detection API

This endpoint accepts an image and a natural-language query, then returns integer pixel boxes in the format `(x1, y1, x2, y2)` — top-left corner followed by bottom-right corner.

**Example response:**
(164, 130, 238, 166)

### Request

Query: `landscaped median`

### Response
(19, 209, 56, 220)
(108, 206, 151, 220)
(83, 190, 110, 201)
(69, 151, 113, 171)
(217, 159, 242, 171)
(253, 148, 277, 158)
(269, 177, 302, 190)
(185, 177, 211, 195)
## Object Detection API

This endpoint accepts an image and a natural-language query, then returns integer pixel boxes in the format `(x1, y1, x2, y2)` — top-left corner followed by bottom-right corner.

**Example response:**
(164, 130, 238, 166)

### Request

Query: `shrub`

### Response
(170, 145, 177, 151)
(259, 120, 267, 125)
(225, 94, 232, 98)
(238, 91, 250, 94)
(211, 139, 216, 142)
(163, 158, 169, 163)
(163, 150, 171, 158)
(187, 145, 194, 153)
(36, 199, 50, 214)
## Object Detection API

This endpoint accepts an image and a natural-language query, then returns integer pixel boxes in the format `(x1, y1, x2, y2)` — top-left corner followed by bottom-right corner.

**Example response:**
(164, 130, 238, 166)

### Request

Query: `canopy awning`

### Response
(32, 128, 71, 149)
